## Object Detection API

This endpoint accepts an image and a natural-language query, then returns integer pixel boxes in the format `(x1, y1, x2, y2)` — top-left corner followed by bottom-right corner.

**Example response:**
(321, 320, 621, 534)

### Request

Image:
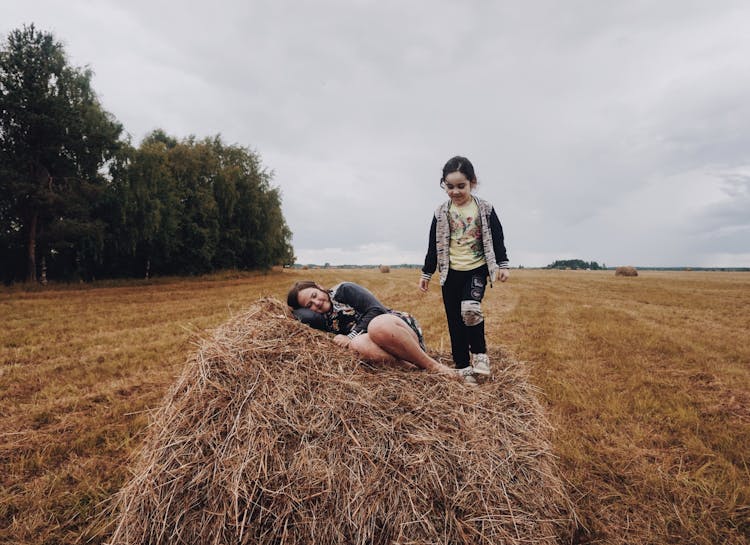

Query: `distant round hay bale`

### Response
(106, 298, 576, 545)
(301, 265, 309, 270)
(379, 265, 390, 273)
(615, 266, 638, 277)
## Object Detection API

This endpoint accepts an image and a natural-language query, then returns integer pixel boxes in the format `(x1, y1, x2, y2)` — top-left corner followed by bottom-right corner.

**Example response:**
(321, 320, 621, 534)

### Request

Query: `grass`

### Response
(1, 268, 748, 544)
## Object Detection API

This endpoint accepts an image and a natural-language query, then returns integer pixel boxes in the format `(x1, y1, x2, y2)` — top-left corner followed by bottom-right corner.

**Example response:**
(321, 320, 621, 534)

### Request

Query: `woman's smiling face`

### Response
(297, 286, 331, 313)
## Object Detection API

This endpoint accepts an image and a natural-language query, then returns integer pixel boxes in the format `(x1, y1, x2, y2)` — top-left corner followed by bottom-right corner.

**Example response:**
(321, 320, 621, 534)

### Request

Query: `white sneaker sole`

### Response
(452, 367, 478, 386)
(473, 364, 490, 376)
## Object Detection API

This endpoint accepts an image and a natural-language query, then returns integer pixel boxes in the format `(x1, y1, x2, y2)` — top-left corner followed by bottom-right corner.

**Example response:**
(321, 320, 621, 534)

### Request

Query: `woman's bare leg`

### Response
(349, 333, 399, 363)
(347, 335, 416, 370)
(366, 314, 453, 374)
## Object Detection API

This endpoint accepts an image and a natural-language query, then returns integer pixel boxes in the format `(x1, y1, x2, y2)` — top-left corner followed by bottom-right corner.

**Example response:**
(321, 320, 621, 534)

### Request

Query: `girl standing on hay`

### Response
(419, 155, 509, 382)
(288, 281, 472, 382)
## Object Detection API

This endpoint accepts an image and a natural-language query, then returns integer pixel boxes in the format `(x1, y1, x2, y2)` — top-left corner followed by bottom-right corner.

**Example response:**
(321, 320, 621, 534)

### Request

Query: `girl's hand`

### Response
(333, 334, 351, 348)
(492, 269, 510, 283)
(418, 278, 430, 292)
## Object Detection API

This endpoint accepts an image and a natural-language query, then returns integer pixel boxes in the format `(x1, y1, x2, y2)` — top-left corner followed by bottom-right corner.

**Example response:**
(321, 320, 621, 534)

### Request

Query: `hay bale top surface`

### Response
(108, 298, 575, 545)
(615, 266, 638, 276)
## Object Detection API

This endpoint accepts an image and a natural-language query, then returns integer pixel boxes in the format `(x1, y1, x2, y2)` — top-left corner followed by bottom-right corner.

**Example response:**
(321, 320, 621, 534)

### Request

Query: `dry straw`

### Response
(614, 266, 638, 277)
(105, 298, 576, 544)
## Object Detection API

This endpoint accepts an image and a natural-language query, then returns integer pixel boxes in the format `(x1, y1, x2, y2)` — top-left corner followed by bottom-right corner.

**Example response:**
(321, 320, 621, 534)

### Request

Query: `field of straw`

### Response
(1, 268, 749, 544)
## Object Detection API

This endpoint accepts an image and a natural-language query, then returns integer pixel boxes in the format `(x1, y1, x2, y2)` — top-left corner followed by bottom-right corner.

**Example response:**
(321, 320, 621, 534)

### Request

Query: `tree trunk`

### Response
(25, 162, 51, 283)
(26, 210, 37, 283)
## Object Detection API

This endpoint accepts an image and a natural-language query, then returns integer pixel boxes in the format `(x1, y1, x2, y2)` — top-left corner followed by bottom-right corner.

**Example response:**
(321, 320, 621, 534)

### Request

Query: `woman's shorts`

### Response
(390, 310, 426, 350)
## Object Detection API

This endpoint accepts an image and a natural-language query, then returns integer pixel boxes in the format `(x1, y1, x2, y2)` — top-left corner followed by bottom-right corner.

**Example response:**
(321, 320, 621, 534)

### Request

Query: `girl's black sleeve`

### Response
(333, 282, 388, 337)
(421, 215, 438, 277)
(489, 208, 509, 267)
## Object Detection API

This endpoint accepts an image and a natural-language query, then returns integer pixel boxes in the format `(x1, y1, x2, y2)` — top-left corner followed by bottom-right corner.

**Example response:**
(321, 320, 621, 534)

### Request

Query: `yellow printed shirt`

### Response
(448, 199, 487, 271)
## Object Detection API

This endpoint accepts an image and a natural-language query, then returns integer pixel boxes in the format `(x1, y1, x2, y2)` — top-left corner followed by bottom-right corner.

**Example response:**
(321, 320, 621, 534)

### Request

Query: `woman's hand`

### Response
(333, 334, 351, 349)
(418, 278, 430, 292)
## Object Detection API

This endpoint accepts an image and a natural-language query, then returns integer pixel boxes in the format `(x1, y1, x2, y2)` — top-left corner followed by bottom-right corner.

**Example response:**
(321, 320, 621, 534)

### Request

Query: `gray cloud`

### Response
(4, 0, 749, 267)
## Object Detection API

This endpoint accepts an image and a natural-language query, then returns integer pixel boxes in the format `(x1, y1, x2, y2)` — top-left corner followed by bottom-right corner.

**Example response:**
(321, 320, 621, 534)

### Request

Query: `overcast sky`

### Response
(4, 1, 749, 267)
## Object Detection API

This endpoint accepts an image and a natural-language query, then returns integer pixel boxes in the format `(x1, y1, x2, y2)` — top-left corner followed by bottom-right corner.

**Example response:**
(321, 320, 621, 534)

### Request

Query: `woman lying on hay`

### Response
(288, 280, 476, 383)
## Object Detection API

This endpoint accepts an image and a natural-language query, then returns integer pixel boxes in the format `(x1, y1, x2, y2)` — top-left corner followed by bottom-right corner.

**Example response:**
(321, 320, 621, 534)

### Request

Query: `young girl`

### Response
(418, 156, 509, 380)
(287, 280, 474, 382)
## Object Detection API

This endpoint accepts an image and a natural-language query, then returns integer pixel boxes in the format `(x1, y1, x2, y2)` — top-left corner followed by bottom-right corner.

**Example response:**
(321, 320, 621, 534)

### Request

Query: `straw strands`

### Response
(615, 266, 638, 277)
(106, 298, 576, 544)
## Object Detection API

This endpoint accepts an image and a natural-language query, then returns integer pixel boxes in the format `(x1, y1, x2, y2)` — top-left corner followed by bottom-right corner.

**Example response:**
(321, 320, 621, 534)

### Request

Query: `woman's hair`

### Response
(441, 155, 477, 186)
(287, 280, 321, 309)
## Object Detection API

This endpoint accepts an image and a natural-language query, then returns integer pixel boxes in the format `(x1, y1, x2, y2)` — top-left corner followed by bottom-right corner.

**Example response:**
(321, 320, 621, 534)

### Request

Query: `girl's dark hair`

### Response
(287, 280, 321, 309)
(441, 155, 477, 186)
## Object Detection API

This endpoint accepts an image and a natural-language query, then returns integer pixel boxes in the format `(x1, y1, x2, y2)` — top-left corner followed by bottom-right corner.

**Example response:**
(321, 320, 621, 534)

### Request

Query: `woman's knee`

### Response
(370, 314, 398, 326)
(369, 314, 420, 347)
(367, 314, 396, 340)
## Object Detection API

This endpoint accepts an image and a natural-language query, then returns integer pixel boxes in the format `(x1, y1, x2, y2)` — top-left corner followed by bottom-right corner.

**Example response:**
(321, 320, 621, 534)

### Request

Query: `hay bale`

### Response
(379, 265, 390, 273)
(615, 266, 638, 277)
(106, 298, 576, 545)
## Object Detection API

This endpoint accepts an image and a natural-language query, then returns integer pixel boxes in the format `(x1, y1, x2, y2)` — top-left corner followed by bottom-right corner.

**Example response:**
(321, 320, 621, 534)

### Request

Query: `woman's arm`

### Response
(332, 282, 388, 338)
(292, 308, 328, 331)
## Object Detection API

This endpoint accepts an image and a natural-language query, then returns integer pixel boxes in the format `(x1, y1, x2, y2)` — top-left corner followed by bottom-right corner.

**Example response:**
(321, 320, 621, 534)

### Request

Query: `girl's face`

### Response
(297, 286, 331, 314)
(443, 171, 476, 206)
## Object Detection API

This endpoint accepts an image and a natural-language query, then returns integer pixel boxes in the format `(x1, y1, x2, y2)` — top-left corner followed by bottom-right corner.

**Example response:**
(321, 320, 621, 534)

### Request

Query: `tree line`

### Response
(545, 259, 604, 270)
(0, 24, 294, 284)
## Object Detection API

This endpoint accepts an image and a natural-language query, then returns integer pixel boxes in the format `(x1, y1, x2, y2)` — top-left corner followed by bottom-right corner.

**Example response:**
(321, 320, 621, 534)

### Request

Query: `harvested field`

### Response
(106, 298, 575, 544)
(2, 269, 748, 545)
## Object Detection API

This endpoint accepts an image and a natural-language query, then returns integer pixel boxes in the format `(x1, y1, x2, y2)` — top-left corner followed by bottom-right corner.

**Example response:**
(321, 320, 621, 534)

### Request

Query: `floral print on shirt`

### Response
(325, 292, 359, 334)
(449, 208, 483, 260)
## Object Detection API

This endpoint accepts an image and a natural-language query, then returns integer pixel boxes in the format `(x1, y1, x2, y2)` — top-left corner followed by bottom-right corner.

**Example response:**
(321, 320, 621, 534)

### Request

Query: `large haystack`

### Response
(106, 298, 575, 545)
(615, 266, 638, 277)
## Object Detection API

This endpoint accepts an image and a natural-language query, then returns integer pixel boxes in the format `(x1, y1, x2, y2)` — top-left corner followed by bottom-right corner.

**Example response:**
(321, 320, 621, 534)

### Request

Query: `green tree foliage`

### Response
(1, 25, 294, 283)
(102, 132, 294, 277)
(546, 259, 602, 270)
(0, 24, 123, 282)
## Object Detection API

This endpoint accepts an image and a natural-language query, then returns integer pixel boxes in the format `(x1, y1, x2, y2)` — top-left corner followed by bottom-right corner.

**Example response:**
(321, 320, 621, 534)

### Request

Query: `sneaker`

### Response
(472, 353, 491, 376)
(453, 366, 478, 386)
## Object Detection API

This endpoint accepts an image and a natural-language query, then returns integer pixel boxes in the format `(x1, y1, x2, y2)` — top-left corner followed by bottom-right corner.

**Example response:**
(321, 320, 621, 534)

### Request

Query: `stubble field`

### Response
(1, 268, 748, 544)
